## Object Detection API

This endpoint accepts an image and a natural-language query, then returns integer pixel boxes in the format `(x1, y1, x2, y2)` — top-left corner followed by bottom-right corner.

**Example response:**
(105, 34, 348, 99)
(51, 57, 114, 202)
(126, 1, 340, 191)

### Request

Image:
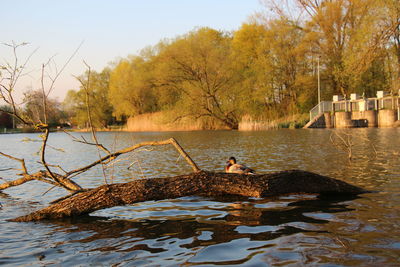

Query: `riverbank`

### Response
(0, 127, 54, 134)
(125, 112, 230, 131)
(124, 112, 309, 132)
(0, 113, 310, 133)
(239, 114, 309, 130)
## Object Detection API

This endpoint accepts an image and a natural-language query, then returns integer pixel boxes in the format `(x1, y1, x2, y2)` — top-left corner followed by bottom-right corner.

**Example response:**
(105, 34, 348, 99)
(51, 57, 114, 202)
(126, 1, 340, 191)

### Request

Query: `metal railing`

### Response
(333, 101, 347, 112)
(309, 96, 399, 122)
(309, 101, 333, 121)
(332, 96, 399, 113)
(366, 98, 378, 110)
(379, 97, 398, 110)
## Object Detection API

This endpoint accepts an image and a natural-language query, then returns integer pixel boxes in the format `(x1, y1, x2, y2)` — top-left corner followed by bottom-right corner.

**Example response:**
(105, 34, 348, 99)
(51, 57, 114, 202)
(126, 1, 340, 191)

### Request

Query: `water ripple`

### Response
(1, 129, 400, 266)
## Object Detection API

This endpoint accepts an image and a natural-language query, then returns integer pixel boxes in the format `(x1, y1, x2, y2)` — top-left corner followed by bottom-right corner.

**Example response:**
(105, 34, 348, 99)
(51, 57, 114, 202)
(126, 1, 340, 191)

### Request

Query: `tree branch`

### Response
(0, 151, 28, 175)
(65, 138, 201, 178)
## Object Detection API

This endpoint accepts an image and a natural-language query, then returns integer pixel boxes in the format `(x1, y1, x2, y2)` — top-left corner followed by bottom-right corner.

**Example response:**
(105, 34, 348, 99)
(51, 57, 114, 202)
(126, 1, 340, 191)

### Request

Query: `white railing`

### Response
(332, 96, 399, 112)
(309, 96, 399, 122)
(309, 101, 333, 121)
(366, 98, 378, 110)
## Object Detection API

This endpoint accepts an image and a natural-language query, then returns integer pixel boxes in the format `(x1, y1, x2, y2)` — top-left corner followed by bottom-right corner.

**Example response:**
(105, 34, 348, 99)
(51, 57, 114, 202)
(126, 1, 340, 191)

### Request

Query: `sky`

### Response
(1, 0, 263, 102)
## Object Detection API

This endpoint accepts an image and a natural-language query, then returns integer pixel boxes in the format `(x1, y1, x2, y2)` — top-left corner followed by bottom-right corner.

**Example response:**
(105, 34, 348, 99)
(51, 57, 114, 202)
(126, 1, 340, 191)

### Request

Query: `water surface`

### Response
(0, 129, 399, 266)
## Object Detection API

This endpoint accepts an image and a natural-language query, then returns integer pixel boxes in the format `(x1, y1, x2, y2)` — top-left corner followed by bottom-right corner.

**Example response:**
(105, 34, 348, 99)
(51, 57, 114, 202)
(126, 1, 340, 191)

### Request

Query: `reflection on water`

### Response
(0, 129, 399, 266)
(2, 195, 357, 266)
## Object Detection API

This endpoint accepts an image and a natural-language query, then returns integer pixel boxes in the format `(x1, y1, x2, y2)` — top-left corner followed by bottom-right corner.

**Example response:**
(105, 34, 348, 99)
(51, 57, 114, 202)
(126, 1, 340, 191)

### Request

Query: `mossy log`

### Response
(12, 170, 367, 222)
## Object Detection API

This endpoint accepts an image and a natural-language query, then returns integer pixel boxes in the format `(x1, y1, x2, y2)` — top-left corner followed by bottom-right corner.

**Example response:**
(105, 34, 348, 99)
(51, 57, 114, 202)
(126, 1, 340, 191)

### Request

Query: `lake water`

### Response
(0, 129, 399, 266)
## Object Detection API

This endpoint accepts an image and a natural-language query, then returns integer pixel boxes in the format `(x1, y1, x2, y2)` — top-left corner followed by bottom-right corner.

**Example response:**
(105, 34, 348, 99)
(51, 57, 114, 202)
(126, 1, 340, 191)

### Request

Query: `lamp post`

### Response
(317, 56, 321, 114)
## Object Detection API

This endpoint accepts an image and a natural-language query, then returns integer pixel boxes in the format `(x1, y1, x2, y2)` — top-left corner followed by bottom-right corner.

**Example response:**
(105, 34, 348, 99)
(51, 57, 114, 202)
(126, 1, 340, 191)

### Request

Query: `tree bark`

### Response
(11, 170, 367, 222)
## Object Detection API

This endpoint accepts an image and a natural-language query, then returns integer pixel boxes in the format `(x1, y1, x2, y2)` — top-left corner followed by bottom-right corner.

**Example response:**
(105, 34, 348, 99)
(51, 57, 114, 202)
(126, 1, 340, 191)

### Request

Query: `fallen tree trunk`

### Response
(12, 170, 367, 222)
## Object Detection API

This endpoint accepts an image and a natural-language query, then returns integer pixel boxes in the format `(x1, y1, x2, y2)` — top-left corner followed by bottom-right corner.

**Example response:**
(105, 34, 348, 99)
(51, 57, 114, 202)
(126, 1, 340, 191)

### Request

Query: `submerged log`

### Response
(12, 170, 367, 222)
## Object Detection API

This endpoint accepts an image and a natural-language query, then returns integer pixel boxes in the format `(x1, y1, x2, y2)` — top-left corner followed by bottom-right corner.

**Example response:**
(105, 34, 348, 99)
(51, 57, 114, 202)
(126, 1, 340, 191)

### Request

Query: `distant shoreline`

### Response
(0, 113, 314, 133)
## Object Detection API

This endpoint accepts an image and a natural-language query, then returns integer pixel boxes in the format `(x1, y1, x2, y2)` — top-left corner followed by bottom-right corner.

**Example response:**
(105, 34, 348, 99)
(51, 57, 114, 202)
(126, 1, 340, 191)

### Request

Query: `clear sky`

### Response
(1, 0, 262, 102)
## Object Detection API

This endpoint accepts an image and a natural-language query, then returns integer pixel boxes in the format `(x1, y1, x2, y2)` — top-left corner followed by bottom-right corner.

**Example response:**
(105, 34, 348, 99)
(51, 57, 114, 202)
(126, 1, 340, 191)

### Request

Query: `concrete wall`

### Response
(378, 109, 397, 127)
(365, 110, 378, 127)
(324, 113, 333, 128)
(304, 112, 332, 128)
(334, 109, 397, 128)
(351, 110, 377, 127)
(335, 112, 354, 128)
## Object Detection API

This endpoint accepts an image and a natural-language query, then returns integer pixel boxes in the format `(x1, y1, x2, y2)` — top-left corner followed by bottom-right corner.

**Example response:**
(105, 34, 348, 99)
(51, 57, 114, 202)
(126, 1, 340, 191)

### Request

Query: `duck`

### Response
(225, 156, 256, 175)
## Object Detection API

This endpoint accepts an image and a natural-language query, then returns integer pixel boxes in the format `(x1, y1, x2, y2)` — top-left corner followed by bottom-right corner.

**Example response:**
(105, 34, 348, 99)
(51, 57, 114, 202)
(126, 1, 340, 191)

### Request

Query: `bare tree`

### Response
(0, 42, 38, 125)
(0, 42, 83, 191)
(329, 130, 377, 161)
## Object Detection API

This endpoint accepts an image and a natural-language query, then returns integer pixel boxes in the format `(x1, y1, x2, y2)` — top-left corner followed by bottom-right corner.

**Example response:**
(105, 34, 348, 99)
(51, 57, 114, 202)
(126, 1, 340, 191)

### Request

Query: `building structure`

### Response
(305, 91, 400, 128)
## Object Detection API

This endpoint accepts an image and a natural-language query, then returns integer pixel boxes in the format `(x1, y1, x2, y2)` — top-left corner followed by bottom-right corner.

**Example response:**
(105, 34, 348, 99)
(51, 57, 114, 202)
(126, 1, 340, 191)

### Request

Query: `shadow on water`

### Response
(33, 194, 360, 265)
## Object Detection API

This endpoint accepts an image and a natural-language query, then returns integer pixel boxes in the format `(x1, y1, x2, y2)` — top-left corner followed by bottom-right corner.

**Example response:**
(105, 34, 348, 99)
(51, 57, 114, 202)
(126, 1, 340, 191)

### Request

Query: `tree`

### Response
(12, 169, 366, 222)
(64, 69, 114, 128)
(231, 23, 271, 117)
(0, 42, 83, 193)
(232, 19, 314, 118)
(0, 42, 37, 125)
(297, 0, 396, 96)
(0, 105, 13, 128)
(155, 28, 240, 129)
(383, 0, 400, 91)
(109, 55, 158, 119)
(23, 90, 64, 127)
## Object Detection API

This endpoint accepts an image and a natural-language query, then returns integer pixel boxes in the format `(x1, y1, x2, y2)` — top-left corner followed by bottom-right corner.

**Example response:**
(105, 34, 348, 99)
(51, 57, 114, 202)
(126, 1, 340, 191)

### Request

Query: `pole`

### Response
(318, 56, 321, 114)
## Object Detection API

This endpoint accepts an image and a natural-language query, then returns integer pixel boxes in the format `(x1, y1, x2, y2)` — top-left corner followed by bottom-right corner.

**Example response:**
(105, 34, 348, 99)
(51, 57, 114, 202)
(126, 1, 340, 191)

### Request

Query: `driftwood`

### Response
(12, 170, 367, 222)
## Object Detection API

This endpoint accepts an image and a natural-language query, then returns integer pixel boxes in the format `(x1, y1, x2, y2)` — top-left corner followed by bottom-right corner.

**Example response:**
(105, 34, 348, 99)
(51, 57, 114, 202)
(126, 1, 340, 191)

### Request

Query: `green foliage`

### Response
(231, 19, 313, 119)
(109, 56, 158, 119)
(298, 0, 394, 96)
(64, 69, 113, 128)
(154, 28, 240, 129)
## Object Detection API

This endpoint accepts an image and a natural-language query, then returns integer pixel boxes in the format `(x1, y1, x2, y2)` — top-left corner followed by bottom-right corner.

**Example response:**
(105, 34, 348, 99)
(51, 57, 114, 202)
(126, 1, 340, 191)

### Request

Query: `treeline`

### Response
(61, 0, 399, 130)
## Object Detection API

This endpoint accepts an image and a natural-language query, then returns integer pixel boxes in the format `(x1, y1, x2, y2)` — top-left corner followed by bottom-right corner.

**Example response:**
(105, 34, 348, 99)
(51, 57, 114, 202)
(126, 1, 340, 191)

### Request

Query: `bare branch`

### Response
(0, 175, 35, 190)
(39, 127, 82, 192)
(65, 138, 201, 178)
(63, 130, 110, 153)
(329, 129, 381, 161)
(75, 61, 110, 184)
(0, 151, 28, 174)
(43, 41, 84, 98)
(42, 164, 68, 175)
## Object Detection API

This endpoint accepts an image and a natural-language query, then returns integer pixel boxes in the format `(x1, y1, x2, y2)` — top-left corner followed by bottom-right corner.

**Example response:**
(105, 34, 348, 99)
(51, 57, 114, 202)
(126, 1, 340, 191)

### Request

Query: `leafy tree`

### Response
(64, 69, 113, 128)
(297, 0, 394, 96)
(231, 23, 271, 117)
(155, 28, 240, 129)
(232, 19, 313, 117)
(383, 0, 400, 91)
(109, 55, 158, 119)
